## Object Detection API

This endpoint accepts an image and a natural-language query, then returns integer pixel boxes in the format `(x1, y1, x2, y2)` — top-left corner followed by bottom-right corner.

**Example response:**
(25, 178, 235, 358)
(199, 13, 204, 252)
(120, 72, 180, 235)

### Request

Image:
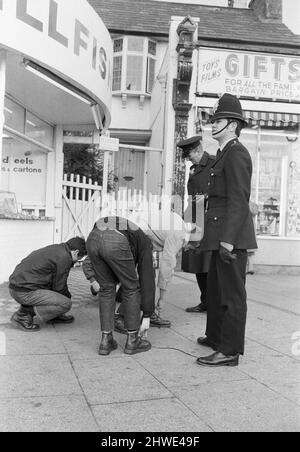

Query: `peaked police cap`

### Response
(177, 136, 202, 158)
(211, 94, 248, 127)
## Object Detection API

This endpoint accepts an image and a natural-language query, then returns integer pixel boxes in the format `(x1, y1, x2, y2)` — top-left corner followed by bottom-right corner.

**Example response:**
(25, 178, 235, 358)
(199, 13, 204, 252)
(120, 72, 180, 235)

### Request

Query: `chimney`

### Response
(249, 0, 282, 23)
(228, 0, 234, 7)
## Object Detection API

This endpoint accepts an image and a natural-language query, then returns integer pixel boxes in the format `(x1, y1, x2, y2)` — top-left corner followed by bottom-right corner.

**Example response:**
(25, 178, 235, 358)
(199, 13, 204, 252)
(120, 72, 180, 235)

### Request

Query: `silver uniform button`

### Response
(214, 217, 218, 221)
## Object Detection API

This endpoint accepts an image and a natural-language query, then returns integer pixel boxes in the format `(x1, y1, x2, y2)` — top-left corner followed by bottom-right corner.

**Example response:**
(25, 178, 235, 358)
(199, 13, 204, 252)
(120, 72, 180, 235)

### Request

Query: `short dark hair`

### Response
(229, 118, 243, 137)
(66, 237, 87, 258)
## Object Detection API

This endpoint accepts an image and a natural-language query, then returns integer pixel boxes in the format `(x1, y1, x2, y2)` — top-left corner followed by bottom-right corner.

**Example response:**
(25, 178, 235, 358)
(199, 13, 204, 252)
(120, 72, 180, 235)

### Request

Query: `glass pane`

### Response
(257, 132, 288, 236)
(287, 138, 300, 237)
(242, 131, 258, 197)
(1, 137, 47, 217)
(26, 112, 54, 147)
(147, 57, 156, 93)
(114, 38, 123, 53)
(4, 97, 25, 133)
(148, 40, 157, 56)
(112, 56, 122, 91)
(127, 37, 144, 52)
(126, 55, 143, 91)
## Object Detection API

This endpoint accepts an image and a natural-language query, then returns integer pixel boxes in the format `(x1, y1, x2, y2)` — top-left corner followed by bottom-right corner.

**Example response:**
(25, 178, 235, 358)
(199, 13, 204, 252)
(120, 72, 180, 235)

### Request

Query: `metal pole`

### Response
(0, 50, 7, 187)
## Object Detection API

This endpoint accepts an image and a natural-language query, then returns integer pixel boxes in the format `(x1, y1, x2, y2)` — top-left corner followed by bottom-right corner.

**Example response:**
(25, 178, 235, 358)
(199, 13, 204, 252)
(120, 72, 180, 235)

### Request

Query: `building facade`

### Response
(91, 0, 300, 271)
(0, 0, 112, 282)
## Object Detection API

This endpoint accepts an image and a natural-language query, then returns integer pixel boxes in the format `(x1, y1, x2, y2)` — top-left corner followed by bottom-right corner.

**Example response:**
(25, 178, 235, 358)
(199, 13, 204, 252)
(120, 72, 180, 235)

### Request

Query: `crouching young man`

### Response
(86, 216, 155, 356)
(9, 237, 87, 332)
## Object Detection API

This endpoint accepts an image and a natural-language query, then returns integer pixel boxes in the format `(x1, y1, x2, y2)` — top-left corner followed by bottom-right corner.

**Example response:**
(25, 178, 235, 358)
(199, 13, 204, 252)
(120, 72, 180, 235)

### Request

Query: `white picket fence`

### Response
(61, 174, 102, 241)
(62, 174, 172, 241)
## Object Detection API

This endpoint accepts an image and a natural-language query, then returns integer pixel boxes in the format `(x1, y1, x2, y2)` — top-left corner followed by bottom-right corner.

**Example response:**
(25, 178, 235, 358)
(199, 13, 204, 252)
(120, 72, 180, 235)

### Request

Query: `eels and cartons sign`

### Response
(197, 48, 300, 102)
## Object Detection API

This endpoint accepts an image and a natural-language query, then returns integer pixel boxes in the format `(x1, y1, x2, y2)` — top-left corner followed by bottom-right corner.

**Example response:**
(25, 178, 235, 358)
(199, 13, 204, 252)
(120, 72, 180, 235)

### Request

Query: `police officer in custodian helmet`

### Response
(196, 93, 257, 367)
(178, 136, 215, 313)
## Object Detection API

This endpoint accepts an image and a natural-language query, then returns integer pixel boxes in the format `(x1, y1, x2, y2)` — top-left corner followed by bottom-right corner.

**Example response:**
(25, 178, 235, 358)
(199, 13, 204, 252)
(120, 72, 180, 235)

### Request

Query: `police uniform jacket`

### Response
(200, 139, 257, 252)
(182, 152, 215, 274)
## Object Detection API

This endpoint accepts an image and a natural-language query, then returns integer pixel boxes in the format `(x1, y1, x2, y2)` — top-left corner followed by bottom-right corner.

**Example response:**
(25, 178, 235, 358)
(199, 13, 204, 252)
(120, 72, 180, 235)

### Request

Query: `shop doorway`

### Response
(113, 148, 145, 191)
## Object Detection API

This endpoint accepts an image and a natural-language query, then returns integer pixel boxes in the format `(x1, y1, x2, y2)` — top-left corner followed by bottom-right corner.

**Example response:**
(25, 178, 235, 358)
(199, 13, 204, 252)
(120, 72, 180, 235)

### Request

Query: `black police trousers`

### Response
(205, 249, 248, 355)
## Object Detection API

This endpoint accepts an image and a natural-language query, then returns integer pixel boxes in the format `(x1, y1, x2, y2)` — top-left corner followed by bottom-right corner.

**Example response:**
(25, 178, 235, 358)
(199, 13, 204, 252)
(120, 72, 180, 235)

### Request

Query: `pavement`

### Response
(0, 268, 300, 432)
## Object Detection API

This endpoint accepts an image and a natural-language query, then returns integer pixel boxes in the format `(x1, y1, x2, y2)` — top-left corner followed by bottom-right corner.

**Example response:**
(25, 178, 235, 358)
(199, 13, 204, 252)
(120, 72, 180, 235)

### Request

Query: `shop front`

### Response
(194, 47, 300, 270)
(0, 0, 112, 283)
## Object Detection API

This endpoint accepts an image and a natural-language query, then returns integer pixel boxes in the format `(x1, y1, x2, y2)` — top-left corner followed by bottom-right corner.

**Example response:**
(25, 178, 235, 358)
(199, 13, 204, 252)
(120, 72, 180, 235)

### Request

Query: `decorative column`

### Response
(172, 17, 197, 212)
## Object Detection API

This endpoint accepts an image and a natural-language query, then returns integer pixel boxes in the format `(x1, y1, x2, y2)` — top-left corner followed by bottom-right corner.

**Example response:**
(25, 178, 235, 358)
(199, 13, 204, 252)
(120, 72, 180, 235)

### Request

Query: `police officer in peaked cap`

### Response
(177, 135, 215, 314)
(196, 93, 257, 367)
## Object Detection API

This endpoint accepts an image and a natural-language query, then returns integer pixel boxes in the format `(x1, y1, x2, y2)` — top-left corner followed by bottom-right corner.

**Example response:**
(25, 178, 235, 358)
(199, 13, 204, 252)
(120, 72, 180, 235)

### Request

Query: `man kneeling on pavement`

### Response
(9, 237, 87, 332)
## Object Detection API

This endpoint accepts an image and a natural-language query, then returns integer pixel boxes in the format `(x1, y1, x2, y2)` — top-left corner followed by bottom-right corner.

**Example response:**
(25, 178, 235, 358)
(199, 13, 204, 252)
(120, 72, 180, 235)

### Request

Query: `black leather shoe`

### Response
(124, 331, 151, 355)
(98, 332, 118, 356)
(185, 304, 207, 313)
(47, 314, 74, 324)
(196, 352, 239, 367)
(114, 315, 127, 334)
(11, 311, 40, 332)
(150, 312, 171, 328)
(197, 337, 218, 350)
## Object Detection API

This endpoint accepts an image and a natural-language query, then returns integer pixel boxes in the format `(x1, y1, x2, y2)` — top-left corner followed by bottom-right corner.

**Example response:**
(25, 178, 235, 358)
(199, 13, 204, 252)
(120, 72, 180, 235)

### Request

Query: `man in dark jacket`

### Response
(196, 94, 257, 367)
(86, 217, 155, 356)
(178, 136, 215, 313)
(9, 237, 87, 332)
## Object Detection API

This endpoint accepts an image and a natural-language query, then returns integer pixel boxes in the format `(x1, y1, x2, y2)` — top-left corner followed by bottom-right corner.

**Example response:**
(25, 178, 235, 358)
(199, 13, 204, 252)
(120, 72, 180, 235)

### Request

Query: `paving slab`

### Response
(173, 380, 300, 432)
(239, 346, 300, 385)
(0, 355, 82, 398)
(135, 349, 250, 389)
(72, 356, 173, 405)
(0, 325, 65, 356)
(0, 395, 98, 432)
(92, 398, 212, 432)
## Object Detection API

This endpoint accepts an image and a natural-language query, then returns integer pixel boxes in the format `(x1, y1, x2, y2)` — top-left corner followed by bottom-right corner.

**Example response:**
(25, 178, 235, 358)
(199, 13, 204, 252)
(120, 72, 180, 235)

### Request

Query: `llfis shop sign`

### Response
(197, 49, 300, 102)
(0, 0, 112, 107)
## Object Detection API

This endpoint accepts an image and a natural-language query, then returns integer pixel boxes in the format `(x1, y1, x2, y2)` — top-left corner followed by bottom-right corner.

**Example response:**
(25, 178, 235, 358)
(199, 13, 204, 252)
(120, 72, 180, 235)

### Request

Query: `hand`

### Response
(184, 241, 201, 252)
(139, 317, 150, 338)
(219, 245, 237, 264)
(90, 280, 100, 295)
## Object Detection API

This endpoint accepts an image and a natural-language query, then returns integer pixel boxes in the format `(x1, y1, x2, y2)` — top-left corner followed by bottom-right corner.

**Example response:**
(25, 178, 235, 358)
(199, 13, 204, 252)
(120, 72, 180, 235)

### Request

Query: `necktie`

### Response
(217, 149, 222, 157)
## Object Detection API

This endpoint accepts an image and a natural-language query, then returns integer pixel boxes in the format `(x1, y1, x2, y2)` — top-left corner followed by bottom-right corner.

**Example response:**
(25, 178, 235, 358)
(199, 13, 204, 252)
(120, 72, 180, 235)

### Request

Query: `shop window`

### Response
(286, 139, 300, 237)
(1, 136, 47, 218)
(112, 36, 157, 94)
(4, 97, 25, 134)
(26, 112, 54, 147)
(201, 123, 299, 238)
(4, 96, 54, 149)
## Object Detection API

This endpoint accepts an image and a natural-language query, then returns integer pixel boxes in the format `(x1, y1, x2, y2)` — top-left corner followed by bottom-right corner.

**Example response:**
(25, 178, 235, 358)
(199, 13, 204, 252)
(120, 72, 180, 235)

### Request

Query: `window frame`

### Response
(112, 36, 157, 95)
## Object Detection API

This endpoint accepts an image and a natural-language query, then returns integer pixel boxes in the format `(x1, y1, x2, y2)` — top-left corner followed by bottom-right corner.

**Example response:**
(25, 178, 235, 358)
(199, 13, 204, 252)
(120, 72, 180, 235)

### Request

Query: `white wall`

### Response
(283, 0, 300, 34)
(0, 219, 54, 283)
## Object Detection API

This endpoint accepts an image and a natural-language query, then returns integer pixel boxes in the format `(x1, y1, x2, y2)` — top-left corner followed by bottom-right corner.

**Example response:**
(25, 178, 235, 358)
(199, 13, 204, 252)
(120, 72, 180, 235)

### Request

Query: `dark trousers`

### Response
(206, 250, 248, 355)
(86, 229, 141, 332)
(196, 273, 207, 307)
